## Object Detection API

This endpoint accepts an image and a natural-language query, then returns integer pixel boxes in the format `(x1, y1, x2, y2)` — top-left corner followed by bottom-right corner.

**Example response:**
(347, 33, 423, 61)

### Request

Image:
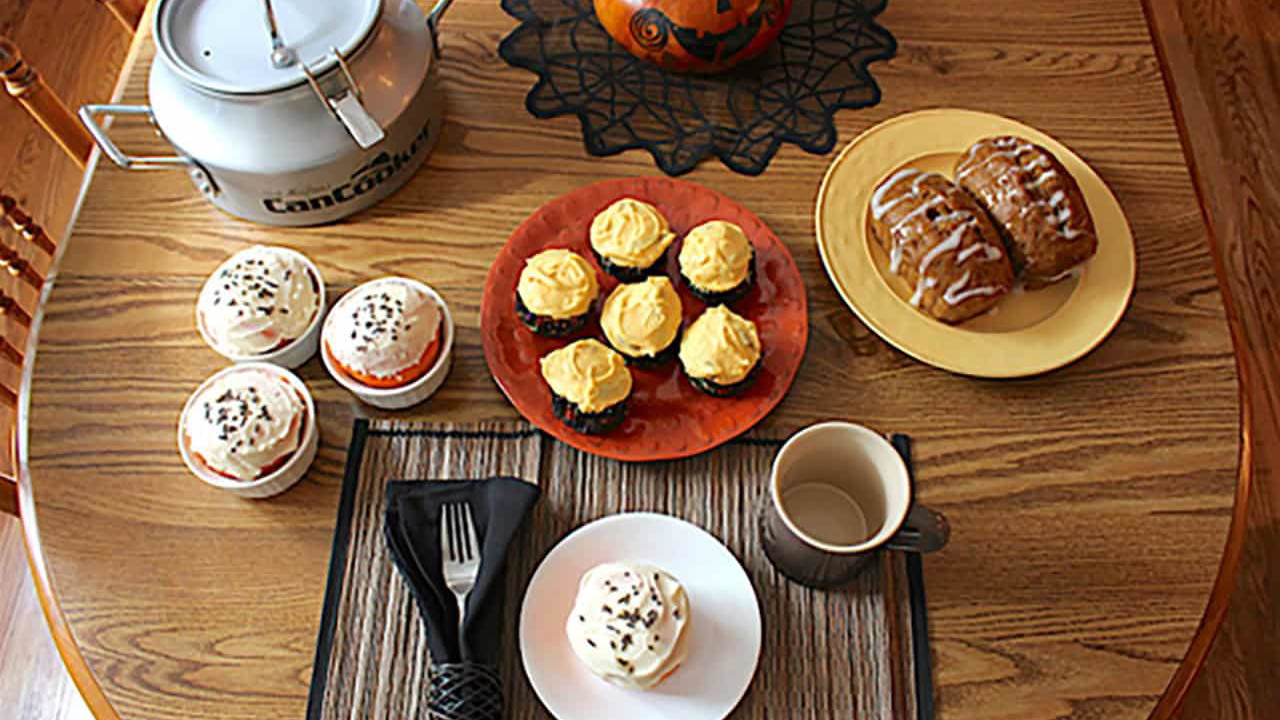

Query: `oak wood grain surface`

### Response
(18, 1, 1244, 720)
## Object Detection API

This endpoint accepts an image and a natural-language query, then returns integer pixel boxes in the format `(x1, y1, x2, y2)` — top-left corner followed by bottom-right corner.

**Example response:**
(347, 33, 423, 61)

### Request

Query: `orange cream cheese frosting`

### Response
(184, 368, 305, 481)
(539, 339, 633, 413)
(600, 276, 683, 357)
(566, 562, 691, 690)
(679, 305, 761, 384)
(589, 198, 677, 268)
(327, 279, 441, 381)
(517, 249, 600, 319)
(678, 220, 753, 292)
(197, 245, 320, 356)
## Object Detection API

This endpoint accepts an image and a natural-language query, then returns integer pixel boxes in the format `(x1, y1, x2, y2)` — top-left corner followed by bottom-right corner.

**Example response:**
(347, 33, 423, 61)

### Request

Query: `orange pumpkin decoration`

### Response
(593, 0, 793, 74)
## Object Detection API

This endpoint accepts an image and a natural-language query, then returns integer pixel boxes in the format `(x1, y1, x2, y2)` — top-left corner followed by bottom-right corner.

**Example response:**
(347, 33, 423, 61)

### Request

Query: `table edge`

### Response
(1139, 0, 1255, 717)
(15, 4, 152, 718)
(14, 3, 1256, 719)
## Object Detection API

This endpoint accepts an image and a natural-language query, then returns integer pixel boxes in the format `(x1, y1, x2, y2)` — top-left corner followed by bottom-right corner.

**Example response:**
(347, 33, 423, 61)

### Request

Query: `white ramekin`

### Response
(321, 277, 455, 410)
(178, 362, 319, 499)
(196, 246, 327, 370)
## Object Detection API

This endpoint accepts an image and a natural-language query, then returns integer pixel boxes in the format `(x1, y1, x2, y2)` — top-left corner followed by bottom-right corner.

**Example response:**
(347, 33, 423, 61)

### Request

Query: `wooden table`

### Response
(18, 1, 1248, 719)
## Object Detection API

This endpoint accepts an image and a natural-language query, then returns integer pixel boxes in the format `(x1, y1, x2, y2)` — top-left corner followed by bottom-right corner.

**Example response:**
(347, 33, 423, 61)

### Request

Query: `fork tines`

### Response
(441, 501, 479, 564)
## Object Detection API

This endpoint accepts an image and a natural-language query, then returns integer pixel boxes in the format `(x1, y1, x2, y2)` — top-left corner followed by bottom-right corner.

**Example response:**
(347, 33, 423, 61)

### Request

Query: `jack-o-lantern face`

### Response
(594, 0, 793, 74)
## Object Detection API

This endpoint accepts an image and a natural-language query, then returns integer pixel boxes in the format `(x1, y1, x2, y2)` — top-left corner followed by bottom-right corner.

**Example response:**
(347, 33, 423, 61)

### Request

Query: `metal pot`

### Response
(80, 0, 452, 226)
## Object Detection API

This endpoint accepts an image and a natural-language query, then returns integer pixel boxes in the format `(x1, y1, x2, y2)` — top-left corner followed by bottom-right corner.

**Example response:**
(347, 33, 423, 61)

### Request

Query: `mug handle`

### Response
(885, 433, 950, 554)
(884, 503, 950, 553)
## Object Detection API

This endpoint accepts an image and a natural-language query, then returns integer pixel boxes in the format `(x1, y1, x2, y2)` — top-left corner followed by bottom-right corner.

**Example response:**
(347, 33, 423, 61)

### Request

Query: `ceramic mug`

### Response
(760, 422, 949, 588)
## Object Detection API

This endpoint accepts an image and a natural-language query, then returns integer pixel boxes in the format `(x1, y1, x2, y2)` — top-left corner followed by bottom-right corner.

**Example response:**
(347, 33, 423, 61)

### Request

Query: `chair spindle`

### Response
(0, 37, 94, 167)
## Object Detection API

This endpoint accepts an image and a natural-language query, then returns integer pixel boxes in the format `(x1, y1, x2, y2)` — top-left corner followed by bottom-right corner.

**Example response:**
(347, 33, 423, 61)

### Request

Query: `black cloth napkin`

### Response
(384, 477, 540, 665)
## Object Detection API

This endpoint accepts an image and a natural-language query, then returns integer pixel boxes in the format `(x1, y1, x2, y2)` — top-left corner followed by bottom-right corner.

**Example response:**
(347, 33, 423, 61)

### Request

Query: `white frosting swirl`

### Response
(184, 368, 305, 481)
(566, 562, 691, 690)
(197, 246, 320, 357)
(326, 279, 442, 381)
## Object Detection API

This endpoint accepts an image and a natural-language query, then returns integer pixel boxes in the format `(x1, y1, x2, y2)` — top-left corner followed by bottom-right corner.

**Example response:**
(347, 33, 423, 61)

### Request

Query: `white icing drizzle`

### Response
(955, 149, 1021, 181)
(909, 219, 978, 307)
(1023, 155, 1051, 172)
(876, 162, 1013, 310)
(870, 168, 922, 220)
(932, 210, 973, 224)
(917, 223, 969, 279)
(966, 138, 1090, 244)
(1044, 184, 1087, 240)
(909, 283, 923, 307)
(910, 277, 937, 307)
(941, 270, 1000, 305)
(956, 242, 1003, 263)
(890, 196, 944, 231)
(1044, 267, 1083, 283)
(874, 169, 949, 280)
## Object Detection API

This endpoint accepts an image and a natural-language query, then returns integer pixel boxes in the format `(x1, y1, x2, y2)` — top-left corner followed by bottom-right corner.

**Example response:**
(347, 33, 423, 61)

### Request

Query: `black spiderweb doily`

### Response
(498, 0, 896, 175)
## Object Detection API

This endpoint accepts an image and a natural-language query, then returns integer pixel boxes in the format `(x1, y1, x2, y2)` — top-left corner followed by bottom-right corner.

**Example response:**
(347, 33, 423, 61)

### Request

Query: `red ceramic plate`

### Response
(481, 177, 808, 461)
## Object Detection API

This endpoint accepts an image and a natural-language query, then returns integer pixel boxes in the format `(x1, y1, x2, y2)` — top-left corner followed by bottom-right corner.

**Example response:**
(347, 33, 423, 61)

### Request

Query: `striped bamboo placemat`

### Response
(307, 418, 927, 720)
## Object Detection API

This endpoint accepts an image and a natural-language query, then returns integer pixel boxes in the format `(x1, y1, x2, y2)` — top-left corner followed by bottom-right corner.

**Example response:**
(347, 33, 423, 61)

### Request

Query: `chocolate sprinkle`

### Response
(341, 283, 430, 350)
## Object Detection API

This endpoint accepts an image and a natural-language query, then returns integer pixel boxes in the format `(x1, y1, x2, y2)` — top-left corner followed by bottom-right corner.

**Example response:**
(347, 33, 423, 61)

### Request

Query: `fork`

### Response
(441, 501, 481, 638)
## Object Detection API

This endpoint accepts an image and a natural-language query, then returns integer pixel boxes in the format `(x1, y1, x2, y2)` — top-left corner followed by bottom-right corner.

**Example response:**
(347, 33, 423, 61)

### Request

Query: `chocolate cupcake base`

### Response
(591, 247, 669, 283)
(681, 252, 757, 306)
(606, 330, 681, 370)
(684, 359, 762, 398)
(515, 294, 591, 338)
(551, 393, 629, 435)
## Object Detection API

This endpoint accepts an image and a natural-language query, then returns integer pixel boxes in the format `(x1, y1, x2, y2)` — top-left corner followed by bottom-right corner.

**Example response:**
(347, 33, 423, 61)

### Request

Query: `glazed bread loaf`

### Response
(954, 136, 1098, 285)
(868, 169, 1015, 324)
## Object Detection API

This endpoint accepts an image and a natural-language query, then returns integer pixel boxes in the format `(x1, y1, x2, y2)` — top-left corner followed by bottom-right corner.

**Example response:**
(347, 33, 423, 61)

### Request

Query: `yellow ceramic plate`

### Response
(815, 109, 1136, 378)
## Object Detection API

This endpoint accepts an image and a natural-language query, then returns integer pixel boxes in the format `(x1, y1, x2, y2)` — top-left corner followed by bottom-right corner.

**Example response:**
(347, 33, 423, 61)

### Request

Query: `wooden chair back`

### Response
(98, 0, 148, 31)
(0, 192, 57, 516)
(0, 36, 94, 168)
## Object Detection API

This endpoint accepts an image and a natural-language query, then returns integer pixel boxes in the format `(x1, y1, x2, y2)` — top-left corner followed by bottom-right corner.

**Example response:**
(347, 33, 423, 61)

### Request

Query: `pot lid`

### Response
(155, 0, 382, 95)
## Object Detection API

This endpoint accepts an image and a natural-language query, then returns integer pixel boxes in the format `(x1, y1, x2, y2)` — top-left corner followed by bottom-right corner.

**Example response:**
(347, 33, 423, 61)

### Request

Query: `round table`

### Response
(20, 1, 1247, 719)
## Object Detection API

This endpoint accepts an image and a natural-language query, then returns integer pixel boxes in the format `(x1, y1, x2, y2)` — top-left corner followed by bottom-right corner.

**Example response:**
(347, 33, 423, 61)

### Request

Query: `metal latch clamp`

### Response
(301, 47, 386, 150)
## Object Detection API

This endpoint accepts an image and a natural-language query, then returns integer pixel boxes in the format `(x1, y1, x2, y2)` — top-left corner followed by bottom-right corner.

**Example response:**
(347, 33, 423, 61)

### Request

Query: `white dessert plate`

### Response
(519, 512, 762, 720)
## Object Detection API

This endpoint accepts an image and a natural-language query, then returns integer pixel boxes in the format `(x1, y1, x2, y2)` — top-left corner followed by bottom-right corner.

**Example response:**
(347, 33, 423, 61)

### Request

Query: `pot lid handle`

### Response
(261, 0, 297, 68)
(301, 48, 385, 150)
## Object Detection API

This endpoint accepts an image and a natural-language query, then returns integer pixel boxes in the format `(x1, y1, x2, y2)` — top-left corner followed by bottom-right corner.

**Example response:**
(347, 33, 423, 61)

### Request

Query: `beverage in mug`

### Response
(780, 482, 870, 546)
